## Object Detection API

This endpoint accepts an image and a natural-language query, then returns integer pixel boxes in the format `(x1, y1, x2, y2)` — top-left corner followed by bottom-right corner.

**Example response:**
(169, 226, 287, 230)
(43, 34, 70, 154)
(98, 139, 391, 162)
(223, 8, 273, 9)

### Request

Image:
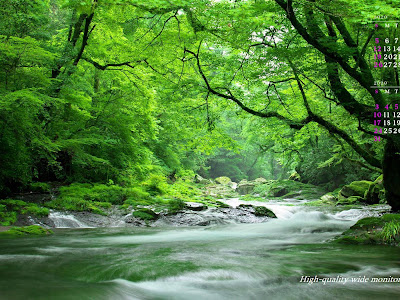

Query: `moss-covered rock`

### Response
(0, 225, 53, 238)
(132, 208, 158, 220)
(237, 183, 256, 195)
(320, 193, 337, 202)
(254, 206, 276, 218)
(336, 195, 363, 206)
(337, 179, 385, 206)
(333, 214, 400, 245)
(270, 186, 288, 197)
(364, 183, 381, 205)
(215, 176, 231, 185)
(339, 181, 372, 198)
(254, 177, 268, 184)
(253, 180, 326, 200)
(237, 204, 276, 218)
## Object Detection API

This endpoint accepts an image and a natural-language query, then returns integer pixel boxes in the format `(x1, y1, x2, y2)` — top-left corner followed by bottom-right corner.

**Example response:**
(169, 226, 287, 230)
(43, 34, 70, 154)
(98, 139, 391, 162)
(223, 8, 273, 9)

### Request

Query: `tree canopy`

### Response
(1, 0, 399, 209)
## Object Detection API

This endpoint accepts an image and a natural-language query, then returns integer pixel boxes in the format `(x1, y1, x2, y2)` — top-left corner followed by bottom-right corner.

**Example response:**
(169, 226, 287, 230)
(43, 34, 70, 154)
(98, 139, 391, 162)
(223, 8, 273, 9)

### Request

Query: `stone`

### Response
(254, 177, 267, 184)
(237, 183, 255, 195)
(288, 172, 301, 181)
(185, 202, 208, 211)
(215, 176, 232, 185)
(253, 206, 276, 218)
(194, 174, 211, 184)
(364, 184, 381, 205)
(339, 181, 373, 198)
(321, 193, 337, 202)
(269, 186, 288, 197)
(336, 195, 363, 205)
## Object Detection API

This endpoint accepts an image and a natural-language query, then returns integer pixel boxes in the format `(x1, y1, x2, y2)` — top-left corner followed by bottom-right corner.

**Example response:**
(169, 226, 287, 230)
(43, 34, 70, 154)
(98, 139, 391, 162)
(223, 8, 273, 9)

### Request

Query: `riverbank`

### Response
(1, 201, 399, 299)
(1, 176, 396, 246)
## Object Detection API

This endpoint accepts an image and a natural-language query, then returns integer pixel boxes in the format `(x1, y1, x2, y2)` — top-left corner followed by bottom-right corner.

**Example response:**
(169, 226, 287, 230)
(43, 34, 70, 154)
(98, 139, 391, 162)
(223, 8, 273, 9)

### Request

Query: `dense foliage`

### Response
(1, 0, 399, 208)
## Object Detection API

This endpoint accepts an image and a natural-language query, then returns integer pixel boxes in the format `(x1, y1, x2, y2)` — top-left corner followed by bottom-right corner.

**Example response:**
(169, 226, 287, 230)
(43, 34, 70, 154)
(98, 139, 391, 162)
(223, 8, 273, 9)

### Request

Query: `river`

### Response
(0, 199, 399, 299)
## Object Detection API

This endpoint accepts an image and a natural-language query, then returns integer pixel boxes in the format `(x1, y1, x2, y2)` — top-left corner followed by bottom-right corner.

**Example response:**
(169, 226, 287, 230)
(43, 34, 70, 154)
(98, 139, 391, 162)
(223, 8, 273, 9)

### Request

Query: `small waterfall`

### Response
(49, 211, 91, 228)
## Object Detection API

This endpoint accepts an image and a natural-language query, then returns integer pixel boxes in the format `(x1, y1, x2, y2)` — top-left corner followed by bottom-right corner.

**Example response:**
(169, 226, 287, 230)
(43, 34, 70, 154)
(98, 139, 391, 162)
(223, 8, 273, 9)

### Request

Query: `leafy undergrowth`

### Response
(45, 183, 135, 215)
(0, 225, 53, 238)
(0, 199, 49, 226)
(333, 214, 400, 246)
(44, 175, 227, 217)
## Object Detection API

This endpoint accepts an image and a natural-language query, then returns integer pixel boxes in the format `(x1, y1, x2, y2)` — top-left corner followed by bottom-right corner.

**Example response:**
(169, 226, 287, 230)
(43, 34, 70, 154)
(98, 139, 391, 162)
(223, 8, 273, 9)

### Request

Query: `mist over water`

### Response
(1, 200, 399, 300)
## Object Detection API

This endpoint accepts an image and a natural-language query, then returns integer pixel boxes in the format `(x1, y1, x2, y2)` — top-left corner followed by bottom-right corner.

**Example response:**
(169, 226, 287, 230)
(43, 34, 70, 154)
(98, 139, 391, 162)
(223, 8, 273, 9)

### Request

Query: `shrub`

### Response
(0, 199, 49, 225)
(29, 182, 51, 193)
(142, 174, 169, 195)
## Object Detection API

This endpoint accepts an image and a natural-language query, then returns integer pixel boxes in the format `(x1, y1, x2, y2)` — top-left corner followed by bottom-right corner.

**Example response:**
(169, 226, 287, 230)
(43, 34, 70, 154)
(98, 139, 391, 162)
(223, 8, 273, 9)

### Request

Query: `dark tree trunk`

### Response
(383, 139, 400, 212)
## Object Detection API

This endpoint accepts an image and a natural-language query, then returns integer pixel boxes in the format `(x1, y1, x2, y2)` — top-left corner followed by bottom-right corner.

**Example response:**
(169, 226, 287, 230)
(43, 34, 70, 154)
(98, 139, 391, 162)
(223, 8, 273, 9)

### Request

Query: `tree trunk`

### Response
(383, 139, 400, 211)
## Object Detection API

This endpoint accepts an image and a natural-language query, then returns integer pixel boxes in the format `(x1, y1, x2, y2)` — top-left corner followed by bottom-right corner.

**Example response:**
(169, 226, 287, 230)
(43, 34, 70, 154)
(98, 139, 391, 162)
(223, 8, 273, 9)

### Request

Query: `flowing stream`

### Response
(1, 200, 400, 299)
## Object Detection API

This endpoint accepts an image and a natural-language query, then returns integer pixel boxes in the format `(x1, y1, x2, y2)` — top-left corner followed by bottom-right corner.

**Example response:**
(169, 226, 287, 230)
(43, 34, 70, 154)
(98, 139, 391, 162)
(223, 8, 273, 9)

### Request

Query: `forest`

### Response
(0, 0, 400, 299)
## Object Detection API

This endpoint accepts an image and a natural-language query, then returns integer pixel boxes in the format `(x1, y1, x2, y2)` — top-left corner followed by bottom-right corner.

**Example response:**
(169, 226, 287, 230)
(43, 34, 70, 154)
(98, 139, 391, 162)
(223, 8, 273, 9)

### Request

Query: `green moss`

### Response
(239, 194, 262, 201)
(93, 201, 112, 209)
(339, 181, 372, 198)
(0, 199, 49, 225)
(166, 199, 186, 214)
(132, 208, 158, 220)
(336, 196, 363, 205)
(21, 204, 49, 217)
(253, 180, 326, 199)
(214, 201, 230, 208)
(254, 206, 276, 218)
(0, 225, 53, 238)
(333, 234, 378, 245)
(45, 183, 151, 214)
(333, 214, 400, 246)
(215, 176, 231, 185)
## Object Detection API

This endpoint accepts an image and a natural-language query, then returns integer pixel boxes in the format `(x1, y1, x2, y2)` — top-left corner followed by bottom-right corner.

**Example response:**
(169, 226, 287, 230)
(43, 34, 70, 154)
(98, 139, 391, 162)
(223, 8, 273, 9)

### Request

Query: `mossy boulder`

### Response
(364, 175, 385, 205)
(237, 204, 276, 218)
(364, 184, 382, 205)
(253, 180, 326, 200)
(338, 179, 385, 205)
(339, 181, 372, 198)
(132, 208, 158, 220)
(270, 186, 288, 197)
(215, 176, 232, 185)
(0, 225, 53, 238)
(333, 214, 400, 245)
(237, 183, 256, 195)
(194, 174, 211, 185)
(320, 193, 337, 202)
(254, 177, 267, 184)
(336, 195, 363, 205)
(254, 206, 276, 218)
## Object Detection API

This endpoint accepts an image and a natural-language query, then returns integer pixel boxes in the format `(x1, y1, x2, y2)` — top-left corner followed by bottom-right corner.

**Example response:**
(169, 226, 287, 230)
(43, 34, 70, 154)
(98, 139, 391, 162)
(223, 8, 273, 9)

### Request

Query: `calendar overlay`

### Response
(372, 19, 400, 142)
